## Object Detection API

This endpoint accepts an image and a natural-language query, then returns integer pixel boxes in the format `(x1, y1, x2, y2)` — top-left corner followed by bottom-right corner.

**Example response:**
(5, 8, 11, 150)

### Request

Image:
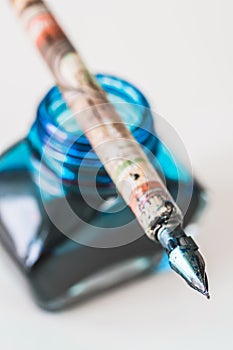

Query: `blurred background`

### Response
(0, 0, 232, 349)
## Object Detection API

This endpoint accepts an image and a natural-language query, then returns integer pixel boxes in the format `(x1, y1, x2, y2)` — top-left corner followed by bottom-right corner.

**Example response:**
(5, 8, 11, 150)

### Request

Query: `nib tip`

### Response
(204, 291, 210, 300)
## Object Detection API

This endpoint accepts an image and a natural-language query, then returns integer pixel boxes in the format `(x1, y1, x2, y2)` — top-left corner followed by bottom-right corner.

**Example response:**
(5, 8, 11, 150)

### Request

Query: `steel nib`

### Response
(169, 243, 210, 299)
(156, 224, 209, 298)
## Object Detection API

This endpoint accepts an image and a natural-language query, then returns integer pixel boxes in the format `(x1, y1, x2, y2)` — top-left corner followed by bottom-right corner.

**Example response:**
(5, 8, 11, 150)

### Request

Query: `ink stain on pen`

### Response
(130, 173, 140, 180)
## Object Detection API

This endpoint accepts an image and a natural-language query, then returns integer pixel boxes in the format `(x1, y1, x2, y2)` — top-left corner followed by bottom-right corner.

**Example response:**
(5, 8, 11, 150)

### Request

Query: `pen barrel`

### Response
(11, 0, 183, 238)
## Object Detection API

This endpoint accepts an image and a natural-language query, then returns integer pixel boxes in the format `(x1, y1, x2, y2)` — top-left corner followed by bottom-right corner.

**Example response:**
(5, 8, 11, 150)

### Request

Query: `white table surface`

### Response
(0, 1, 232, 349)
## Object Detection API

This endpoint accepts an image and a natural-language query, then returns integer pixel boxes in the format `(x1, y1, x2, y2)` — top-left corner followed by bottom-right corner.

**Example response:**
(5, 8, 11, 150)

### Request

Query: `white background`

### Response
(0, 0, 232, 349)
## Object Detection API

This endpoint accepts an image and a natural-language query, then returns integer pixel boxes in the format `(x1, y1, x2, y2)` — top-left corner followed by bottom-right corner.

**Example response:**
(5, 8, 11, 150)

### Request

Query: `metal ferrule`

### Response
(156, 224, 198, 254)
